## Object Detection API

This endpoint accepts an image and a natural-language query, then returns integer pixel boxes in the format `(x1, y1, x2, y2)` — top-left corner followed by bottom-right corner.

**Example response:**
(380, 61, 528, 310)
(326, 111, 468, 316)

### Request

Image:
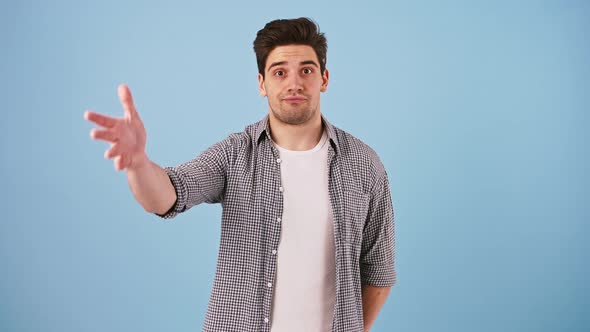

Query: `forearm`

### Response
(361, 284, 391, 332)
(126, 155, 176, 215)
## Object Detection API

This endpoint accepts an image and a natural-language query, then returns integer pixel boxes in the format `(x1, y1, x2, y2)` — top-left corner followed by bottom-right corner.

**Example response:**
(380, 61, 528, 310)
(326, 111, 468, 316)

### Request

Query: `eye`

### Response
(302, 68, 313, 74)
(274, 70, 285, 77)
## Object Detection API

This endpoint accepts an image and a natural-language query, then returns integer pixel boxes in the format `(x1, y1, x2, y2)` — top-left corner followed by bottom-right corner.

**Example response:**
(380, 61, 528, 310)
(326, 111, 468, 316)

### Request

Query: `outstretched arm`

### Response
(85, 84, 176, 215)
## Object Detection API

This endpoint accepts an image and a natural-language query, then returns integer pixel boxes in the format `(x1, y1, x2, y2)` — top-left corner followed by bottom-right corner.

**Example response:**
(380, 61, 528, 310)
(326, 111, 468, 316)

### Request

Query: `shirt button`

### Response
(264, 317, 269, 323)
(276, 217, 281, 223)
(272, 249, 277, 255)
(276, 158, 282, 164)
(267, 282, 272, 287)
(279, 186, 284, 192)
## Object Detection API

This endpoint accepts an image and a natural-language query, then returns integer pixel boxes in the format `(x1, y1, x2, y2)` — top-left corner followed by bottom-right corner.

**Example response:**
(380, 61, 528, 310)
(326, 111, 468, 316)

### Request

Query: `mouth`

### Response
(282, 96, 308, 104)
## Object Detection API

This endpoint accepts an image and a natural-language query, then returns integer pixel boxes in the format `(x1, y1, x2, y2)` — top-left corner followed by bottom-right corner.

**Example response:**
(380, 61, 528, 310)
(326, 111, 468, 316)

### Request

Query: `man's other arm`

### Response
(360, 170, 396, 331)
(362, 285, 391, 332)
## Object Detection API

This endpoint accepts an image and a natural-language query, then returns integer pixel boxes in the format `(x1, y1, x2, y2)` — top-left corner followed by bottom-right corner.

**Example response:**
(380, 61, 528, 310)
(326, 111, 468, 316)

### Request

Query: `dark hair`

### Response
(253, 17, 327, 78)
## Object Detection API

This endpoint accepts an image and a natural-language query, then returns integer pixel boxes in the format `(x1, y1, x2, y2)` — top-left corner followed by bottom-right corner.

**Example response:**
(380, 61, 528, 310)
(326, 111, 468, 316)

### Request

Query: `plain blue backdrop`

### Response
(1, 0, 588, 331)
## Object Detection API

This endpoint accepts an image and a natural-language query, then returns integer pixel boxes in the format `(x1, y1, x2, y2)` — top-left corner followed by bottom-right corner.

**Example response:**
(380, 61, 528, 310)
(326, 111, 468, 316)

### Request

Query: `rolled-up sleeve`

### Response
(360, 170, 396, 287)
(155, 136, 234, 219)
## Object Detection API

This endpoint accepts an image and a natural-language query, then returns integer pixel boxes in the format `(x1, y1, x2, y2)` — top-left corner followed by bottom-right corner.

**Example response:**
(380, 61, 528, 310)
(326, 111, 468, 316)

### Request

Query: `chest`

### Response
(223, 141, 370, 248)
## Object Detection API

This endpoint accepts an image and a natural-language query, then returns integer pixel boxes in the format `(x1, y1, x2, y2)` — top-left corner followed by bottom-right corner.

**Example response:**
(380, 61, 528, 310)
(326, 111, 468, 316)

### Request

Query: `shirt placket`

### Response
(327, 144, 345, 331)
(260, 139, 284, 331)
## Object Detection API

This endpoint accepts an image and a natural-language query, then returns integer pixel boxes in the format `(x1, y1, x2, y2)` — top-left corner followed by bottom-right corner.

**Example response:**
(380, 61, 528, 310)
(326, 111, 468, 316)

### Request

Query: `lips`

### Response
(282, 96, 307, 102)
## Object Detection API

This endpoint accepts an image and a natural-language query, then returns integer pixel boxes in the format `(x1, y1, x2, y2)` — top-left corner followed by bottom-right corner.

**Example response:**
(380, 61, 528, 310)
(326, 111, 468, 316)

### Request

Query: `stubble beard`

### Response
(269, 100, 318, 126)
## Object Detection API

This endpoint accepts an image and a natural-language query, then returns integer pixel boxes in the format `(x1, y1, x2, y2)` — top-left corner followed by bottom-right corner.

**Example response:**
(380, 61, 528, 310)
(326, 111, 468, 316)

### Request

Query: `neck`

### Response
(268, 111, 324, 151)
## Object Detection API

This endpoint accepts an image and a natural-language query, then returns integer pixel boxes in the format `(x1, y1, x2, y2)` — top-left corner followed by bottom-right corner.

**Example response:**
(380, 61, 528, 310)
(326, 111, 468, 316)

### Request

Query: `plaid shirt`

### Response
(157, 114, 396, 332)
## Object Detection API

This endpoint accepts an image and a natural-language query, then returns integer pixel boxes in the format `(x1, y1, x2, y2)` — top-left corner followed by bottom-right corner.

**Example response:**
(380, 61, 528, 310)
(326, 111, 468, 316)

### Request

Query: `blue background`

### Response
(1, 0, 588, 331)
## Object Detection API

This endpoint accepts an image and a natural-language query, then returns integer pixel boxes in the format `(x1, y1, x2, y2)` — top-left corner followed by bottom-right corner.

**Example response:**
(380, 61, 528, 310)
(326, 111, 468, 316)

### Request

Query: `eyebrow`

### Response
(267, 60, 320, 71)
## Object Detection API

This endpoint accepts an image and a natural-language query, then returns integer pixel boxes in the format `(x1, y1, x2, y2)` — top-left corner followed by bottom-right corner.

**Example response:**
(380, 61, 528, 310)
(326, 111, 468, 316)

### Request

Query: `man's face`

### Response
(258, 44, 329, 126)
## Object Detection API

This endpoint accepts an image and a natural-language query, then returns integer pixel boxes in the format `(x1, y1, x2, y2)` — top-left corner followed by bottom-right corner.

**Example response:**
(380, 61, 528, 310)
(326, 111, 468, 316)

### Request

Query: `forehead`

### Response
(266, 44, 319, 67)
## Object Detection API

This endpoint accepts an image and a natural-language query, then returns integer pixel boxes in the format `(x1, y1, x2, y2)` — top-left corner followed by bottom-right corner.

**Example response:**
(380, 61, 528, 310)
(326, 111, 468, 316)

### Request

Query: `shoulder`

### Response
(332, 125, 386, 193)
(207, 117, 264, 157)
(213, 117, 265, 147)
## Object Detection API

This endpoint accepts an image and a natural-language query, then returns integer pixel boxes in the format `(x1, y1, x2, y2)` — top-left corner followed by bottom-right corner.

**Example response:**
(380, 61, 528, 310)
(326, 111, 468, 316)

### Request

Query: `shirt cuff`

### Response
(361, 263, 397, 287)
(154, 167, 187, 219)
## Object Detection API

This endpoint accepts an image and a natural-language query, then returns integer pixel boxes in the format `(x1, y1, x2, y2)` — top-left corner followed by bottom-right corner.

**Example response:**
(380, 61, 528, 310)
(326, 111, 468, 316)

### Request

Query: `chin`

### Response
(281, 111, 316, 126)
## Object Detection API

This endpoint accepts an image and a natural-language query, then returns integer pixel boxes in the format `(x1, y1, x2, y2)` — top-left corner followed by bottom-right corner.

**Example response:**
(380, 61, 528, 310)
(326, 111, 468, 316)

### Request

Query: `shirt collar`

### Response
(255, 114, 339, 153)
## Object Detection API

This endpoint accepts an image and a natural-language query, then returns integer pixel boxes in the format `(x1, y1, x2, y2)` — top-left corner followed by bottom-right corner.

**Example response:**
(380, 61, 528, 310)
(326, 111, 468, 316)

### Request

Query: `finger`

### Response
(104, 143, 123, 159)
(121, 154, 131, 170)
(118, 84, 138, 119)
(90, 128, 118, 143)
(118, 155, 130, 170)
(85, 110, 117, 128)
(114, 155, 124, 171)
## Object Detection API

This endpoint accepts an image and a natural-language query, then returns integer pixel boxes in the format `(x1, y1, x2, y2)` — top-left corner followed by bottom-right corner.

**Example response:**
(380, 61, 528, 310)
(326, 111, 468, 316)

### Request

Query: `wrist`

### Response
(127, 152, 151, 171)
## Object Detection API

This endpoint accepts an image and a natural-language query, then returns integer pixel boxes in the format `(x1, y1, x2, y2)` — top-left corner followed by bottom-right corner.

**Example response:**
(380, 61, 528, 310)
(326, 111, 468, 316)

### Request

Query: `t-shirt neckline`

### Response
(274, 130, 328, 155)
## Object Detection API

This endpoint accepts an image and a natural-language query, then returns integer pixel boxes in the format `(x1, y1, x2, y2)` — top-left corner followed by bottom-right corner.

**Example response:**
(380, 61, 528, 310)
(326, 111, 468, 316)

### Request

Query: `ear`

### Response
(258, 73, 267, 97)
(320, 68, 330, 93)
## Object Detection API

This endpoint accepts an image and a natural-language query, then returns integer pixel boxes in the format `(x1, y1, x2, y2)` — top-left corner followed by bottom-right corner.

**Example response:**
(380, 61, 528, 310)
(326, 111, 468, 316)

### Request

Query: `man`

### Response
(85, 17, 396, 332)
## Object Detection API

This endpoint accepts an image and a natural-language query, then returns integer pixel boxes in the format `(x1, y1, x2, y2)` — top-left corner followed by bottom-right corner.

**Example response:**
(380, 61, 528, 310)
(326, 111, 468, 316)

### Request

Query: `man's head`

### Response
(254, 17, 329, 126)
(253, 17, 327, 79)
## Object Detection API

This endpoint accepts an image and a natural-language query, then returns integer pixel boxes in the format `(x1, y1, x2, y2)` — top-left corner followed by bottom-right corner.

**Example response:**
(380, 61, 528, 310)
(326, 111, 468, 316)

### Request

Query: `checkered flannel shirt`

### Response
(157, 114, 396, 332)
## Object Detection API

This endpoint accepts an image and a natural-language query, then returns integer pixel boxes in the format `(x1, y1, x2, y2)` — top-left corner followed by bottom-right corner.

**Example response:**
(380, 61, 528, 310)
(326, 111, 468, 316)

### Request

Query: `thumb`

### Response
(118, 83, 138, 119)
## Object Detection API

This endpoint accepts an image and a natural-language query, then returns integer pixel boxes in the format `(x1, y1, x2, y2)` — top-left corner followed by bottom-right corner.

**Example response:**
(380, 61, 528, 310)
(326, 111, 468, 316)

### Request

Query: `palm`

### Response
(85, 84, 148, 171)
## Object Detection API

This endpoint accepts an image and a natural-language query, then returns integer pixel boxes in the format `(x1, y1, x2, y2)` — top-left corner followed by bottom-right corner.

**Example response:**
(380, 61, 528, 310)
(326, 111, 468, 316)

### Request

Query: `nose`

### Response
(286, 73, 304, 93)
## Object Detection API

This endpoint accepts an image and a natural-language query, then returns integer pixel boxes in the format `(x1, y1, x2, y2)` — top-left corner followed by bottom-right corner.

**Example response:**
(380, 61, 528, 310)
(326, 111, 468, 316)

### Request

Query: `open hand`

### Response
(85, 84, 148, 171)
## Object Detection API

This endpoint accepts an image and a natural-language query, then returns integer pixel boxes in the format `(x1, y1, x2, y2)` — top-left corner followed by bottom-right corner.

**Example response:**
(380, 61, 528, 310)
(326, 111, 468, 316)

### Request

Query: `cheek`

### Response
(267, 86, 282, 99)
(309, 80, 323, 91)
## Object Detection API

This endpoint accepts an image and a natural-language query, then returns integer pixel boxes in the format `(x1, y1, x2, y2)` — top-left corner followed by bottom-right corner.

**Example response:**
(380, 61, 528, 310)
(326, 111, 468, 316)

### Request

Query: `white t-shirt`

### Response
(270, 130, 336, 331)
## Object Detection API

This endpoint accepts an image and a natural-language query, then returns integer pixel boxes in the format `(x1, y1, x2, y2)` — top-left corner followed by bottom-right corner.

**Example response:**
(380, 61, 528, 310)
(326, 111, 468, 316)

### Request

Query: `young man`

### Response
(85, 17, 396, 332)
